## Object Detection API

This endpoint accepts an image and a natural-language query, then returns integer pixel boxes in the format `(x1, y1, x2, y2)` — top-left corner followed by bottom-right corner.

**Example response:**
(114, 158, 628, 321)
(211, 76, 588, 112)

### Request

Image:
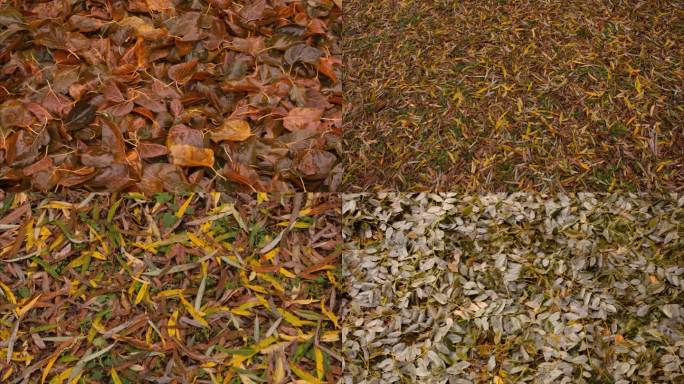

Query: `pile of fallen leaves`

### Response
(0, 192, 342, 383)
(0, 0, 342, 192)
(344, 0, 683, 191)
(342, 193, 683, 383)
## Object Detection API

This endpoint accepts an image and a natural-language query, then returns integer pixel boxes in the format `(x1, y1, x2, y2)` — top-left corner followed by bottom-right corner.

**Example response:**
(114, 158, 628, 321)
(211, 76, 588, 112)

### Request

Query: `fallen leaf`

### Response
(210, 120, 252, 142)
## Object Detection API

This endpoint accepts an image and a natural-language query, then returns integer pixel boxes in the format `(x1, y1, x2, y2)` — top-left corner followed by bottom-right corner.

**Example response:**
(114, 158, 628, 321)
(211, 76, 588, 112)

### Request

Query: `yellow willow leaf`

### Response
(495, 112, 508, 131)
(243, 283, 269, 294)
(320, 299, 339, 329)
(49, 368, 72, 384)
(320, 331, 339, 342)
(494, 376, 504, 384)
(0, 281, 17, 305)
(135, 281, 149, 305)
(256, 192, 268, 204)
(259, 341, 292, 355)
(289, 299, 318, 305)
(3, 366, 13, 381)
(40, 201, 74, 209)
(275, 220, 310, 228)
(272, 354, 285, 383)
(289, 362, 322, 384)
(16, 294, 41, 317)
(25, 218, 34, 251)
(278, 308, 315, 327)
(157, 289, 184, 298)
(258, 273, 284, 293)
(48, 234, 65, 252)
(280, 331, 314, 342)
(236, 300, 261, 311)
(254, 294, 270, 307)
(90, 251, 107, 260)
(314, 347, 324, 379)
(188, 232, 211, 252)
(255, 336, 277, 350)
(175, 193, 195, 218)
(88, 224, 110, 254)
(67, 254, 88, 269)
(326, 270, 337, 286)
(168, 310, 179, 338)
(179, 295, 209, 327)
(230, 308, 252, 316)
(263, 247, 279, 261)
(111, 368, 123, 384)
(279, 267, 296, 278)
(635, 76, 642, 95)
(41, 353, 60, 384)
(132, 242, 158, 253)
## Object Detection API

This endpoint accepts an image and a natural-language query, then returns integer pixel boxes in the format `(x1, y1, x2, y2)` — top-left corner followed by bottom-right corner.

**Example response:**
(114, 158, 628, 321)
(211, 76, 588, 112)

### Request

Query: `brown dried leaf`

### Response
(210, 120, 252, 142)
(283, 107, 323, 131)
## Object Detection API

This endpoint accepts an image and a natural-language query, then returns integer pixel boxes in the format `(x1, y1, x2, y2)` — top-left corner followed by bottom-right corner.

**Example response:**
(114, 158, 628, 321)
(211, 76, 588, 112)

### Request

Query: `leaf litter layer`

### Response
(342, 192, 684, 383)
(0, 192, 342, 383)
(0, 0, 342, 192)
(344, 0, 683, 191)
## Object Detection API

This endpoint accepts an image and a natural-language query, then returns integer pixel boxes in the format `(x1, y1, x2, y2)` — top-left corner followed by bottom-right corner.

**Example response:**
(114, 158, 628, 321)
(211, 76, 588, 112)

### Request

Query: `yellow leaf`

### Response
(48, 368, 70, 384)
(3, 366, 13, 381)
(493, 376, 504, 384)
(258, 273, 284, 293)
(188, 232, 211, 251)
(41, 353, 60, 384)
(273, 354, 285, 383)
(111, 368, 123, 384)
(495, 112, 508, 131)
(314, 347, 324, 379)
(40, 201, 74, 210)
(320, 299, 339, 329)
(289, 361, 322, 384)
(256, 192, 268, 204)
(263, 247, 279, 261)
(326, 271, 337, 286)
(279, 268, 296, 278)
(135, 281, 149, 305)
(168, 310, 179, 338)
(157, 289, 184, 298)
(278, 308, 315, 327)
(16, 294, 41, 317)
(0, 281, 17, 305)
(243, 283, 269, 294)
(179, 295, 209, 327)
(320, 331, 339, 342)
(176, 193, 195, 218)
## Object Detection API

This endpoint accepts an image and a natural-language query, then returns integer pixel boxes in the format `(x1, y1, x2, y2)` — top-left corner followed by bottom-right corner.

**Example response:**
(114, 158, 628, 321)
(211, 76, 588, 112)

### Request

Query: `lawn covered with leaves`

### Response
(0, 192, 341, 383)
(344, 0, 683, 191)
(343, 193, 684, 383)
(0, 0, 342, 192)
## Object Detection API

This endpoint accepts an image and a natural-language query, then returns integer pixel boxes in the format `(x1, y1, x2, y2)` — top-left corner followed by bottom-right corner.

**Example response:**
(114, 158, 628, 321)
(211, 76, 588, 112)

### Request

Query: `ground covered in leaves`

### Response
(342, 193, 684, 383)
(344, 0, 684, 191)
(0, 0, 342, 192)
(0, 192, 342, 383)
